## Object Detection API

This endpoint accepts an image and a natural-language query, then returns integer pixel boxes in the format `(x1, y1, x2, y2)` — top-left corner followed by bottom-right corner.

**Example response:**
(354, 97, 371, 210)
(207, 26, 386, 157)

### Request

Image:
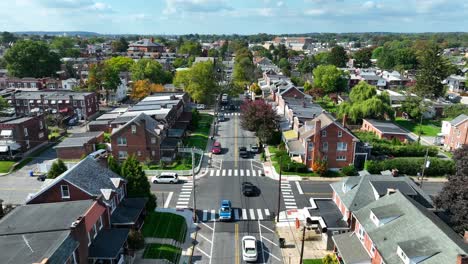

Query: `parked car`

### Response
(229, 104, 236, 110)
(218, 200, 232, 221)
(212, 141, 222, 154)
(242, 236, 258, 262)
(196, 104, 206, 110)
(242, 182, 257, 196)
(88, 149, 107, 160)
(239, 147, 249, 158)
(217, 113, 225, 122)
(221, 94, 229, 105)
(151, 172, 179, 184)
(250, 144, 259, 154)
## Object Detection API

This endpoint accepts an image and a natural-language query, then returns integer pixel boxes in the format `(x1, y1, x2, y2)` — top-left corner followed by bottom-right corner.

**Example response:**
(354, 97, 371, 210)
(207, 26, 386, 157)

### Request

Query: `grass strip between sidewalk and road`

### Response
(303, 259, 323, 264)
(0, 161, 15, 173)
(143, 243, 181, 262)
(141, 211, 187, 243)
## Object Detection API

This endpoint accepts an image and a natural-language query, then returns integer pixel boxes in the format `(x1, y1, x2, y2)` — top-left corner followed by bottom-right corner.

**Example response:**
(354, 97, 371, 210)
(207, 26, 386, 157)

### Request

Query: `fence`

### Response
(144, 147, 204, 176)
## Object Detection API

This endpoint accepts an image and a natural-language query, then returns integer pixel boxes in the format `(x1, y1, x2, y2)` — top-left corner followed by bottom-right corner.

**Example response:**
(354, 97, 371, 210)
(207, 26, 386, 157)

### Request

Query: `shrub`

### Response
(364, 157, 455, 176)
(312, 160, 328, 176)
(128, 230, 145, 250)
(341, 165, 358, 176)
(372, 143, 438, 157)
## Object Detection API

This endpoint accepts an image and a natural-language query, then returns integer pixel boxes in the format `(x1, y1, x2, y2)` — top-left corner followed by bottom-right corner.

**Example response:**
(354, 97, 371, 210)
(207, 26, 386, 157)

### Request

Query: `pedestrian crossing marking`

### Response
(210, 170, 215, 176)
(246, 170, 250, 176)
(264, 209, 270, 217)
(242, 209, 248, 220)
(234, 209, 239, 220)
(249, 209, 255, 219)
(257, 209, 263, 220)
(228, 169, 232, 176)
(216, 170, 220, 176)
(258, 170, 262, 176)
(240, 170, 244, 176)
(203, 210, 208, 221)
(210, 210, 216, 221)
(199, 208, 271, 222)
(252, 170, 256, 176)
(285, 206, 298, 209)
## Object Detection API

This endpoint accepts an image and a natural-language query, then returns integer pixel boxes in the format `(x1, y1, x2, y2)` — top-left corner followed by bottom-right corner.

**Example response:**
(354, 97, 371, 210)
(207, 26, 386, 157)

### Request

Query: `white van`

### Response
(89, 149, 107, 160)
(151, 172, 179, 184)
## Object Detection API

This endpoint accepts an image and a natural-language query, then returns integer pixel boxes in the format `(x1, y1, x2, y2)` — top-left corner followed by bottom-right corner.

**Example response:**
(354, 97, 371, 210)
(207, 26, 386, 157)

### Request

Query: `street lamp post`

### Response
(276, 156, 283, 222)
(419, 148, 430, 188)
(299, 225, 306, 264)
(192, 147, 197, 221)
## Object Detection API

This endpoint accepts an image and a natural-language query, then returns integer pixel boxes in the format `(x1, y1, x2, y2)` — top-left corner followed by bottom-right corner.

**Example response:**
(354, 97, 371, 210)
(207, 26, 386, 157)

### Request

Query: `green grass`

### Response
(143, 243, 181, 262)
(48, 132, 61, 140)
(303, 259, 323, 264)
(184, 114, 213, 149)
(143, 162, 192, 170)
(0, 161, 15, 173)
(142, 212, 187, 243)
(394, 118, 441, 137)
(268, 145, 319, 177)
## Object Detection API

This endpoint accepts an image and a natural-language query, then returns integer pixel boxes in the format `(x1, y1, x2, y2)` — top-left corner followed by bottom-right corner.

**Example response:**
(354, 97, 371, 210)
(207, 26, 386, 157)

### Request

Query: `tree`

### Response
(233, 48, 256, 90)
(102, 66, 121, 101)
(131, 80, 165, 100)
(178, 41, 202, 56)
(353, 47, 373, 68)
(434, 145, 468, 234)
(47, 159, 68, 179)
(303, 81, 313, 92)
(322, 254, 339, 264)
(278, 58, 291, 76)
(111, 37, 129, 53)
(297, 56, 315, 75)
(401, 96, 429, 120)
(105, 56, 134, 72)
(1, 31, 17, 44)
(207, 48, 219, 58)
(172, 57, 187, 68)
(127, 230, 145, 250)
(314, 52, 331, 65)
(312, 65, 348, 93)
(87, 64, 103, 92)
(219, 41, 229, 58)
(250, 83, 261, 95)
(107, 155, 121, 175)
(50, 37, 79, 58)
(121, 155, 156, 211)
(414, 43, 451, 99)
(443, 104, 468, 119)
(130, 59, 172, 84)
(240, 99, 279, 144)
(338, 81, 394, 122)
(329, 46, 348, 67)
(4, 40, 61, 78)
(173, 61, 219, 104)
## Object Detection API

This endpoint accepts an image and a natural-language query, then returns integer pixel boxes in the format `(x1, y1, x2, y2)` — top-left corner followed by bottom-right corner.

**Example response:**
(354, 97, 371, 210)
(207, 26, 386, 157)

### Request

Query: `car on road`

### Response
(242, 182, 257, 196)
(211, 141, 222, 154)
(196, 104, 206, 110)
(250, 144, 259, 154)
(221, 94, 229, 105)
(217, 113, 225, 122)
(218, 199, 232, 221)
(151, 172, 179, 184)
(229, 104, 236, 110)
(242, 236, 258, 262)
(239, 147, 249, 158)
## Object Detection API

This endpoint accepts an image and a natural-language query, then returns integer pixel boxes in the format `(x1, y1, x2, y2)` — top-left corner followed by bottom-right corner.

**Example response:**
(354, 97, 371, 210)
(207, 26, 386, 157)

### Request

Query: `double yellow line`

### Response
(234, 114, 238, 168)
(235, 223, 240, 264)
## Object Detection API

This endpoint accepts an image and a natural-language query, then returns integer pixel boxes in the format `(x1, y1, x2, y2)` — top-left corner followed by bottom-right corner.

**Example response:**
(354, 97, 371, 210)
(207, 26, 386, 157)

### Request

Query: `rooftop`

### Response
(364, 119, 409, 135)
(12, 90, 93, 100)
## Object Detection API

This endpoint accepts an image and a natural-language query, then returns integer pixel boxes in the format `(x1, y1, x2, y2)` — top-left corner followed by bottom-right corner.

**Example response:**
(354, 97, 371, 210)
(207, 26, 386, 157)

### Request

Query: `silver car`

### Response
(242, 236, 258, 262)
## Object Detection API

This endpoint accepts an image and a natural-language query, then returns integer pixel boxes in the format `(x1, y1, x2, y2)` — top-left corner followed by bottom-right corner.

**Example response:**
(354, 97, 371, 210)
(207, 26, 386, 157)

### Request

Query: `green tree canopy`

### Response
(47, 159, 68, 179)
(105, 56, 134, 72)
(329, 46, 348, 67)
(353, 47, 373, 68)
(233, 48, 256, 90)
(297, 56, 316, 75)
(312, 65, 348, 93)
(178, 41, 202, 56)
(121, 155, 156, 211)
(50, 37, 80, 58)
(4, 40, 61, 78)
(1, 31, 17, 44)
(338, 81, 394, 122)
(173, 61, 219, 104)
(131, 59, 172, 84)
(111, 37, 129, 52)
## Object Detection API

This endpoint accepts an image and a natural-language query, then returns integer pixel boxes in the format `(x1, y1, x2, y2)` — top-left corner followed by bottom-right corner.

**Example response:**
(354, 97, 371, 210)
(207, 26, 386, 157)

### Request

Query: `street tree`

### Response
(303, 81, 313, 92)
(338, 81, 394, 122)
(250, 83, 261, 95)
(86, 63, 103, 92)
(131, 80, 165, 100)
(173, 61, 219, 104)
(329, 46, 348, 67)
(240, 99, 279, 144)
(4, 40, 61, 78)
(233, 48, 256, 90)
(47, 159, 68, 179)
(312, 65, 348, 94)
(130, 59, 172, 84)
(121, 155, 156, 211)
(207, 48, 219, 58)
(278, 58, 291, 76)
(1, 31, 17, 44)
(434, 145, 468, 234)
(297, 56, 316, 75)
(353, 47, 373, 68)
(414, 43, 451, 99)
(111, 37, 129, 53)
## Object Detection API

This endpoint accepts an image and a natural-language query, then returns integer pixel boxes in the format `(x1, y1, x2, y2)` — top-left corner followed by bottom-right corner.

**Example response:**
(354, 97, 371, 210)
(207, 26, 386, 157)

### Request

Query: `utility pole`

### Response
(299, 225, 306, 264)
(192, 147, 197, 221)
(276, 156, 283, 222)
(419, 148, 429, 188)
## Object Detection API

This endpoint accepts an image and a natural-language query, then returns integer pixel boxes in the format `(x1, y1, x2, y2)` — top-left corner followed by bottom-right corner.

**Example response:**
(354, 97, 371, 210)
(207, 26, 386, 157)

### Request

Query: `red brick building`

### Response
(110, 113, 165, 162)
(54, 131, 104, 160)
(127, 38, 165, 53)
(0, 115, 48, 159)
(443, 114, 468, 151)
(361, 118, 409, 142)
(5, 77, 62, 90)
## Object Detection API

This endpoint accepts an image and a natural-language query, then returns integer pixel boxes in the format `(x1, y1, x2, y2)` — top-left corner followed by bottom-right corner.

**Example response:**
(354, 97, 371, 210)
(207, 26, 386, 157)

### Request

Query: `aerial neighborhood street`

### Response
(1, 1, 468, 264)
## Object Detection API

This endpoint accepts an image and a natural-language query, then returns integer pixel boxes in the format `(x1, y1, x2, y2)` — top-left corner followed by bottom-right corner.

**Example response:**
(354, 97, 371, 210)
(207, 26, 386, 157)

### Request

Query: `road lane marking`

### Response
(261, 236, 278, 247)
(179, 195, 191, 198)
(198, 233, 212, 244)
(259, 223, 275, 233)
(235, 224, 239, 264)
(284, 198, 295, 201)
(234, 170, 238, 176)
(246, 170, 250, 176)
(242, 209, 248, 220)
(164, 192, 173, 208)
(283, 195, 294, 198)
(200, 222, 213, 231)
(284, 202, 297, 205)
(264, 209, 270, 217)
(203, 210, 208, 221)
(295, 181, 304, 194)
(228, 169, 232, 176)
(176, 205, 187, 208)
(179, 198, 190, 201)
(210, 170, 215, 176)
(258, 220, 267, 263)
(240, 170, 244, 176)
(210, 220, 216, 264)
(252, 170, 256, 176)
(285, 206, 298, 209)
(257, 209, 263, 220)
(265, 251, 282, 261)
(196, 247, 211, 258)
(222, 169, 226, 176)
(180, 192, 191, 195)
(234, 115, 238, 168)
(234, 209, 239, 220)
(210, 210, 216, 221)
(216, 170, 220, 176)
(249, 209, 255, 219)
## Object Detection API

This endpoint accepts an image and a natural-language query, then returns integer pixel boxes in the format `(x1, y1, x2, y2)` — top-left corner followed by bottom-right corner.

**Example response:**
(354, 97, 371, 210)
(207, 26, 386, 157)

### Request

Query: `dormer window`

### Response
(131, 125, 136, 134)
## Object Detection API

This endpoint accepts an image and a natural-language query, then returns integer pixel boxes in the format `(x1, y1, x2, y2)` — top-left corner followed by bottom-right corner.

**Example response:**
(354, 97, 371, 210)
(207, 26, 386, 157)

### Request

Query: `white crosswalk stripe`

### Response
(207, 169, 265, 177)
(228, 169, 232, 176)
(234, 170, 238, 176)
(210, 170, 215, 176)
(242, 209, 248, 220)
(246, 170, 250, 177)
(258, 170, 262, 176)
(249, 209, 255, 219)
(198, 208, 272, 222)
(210, 210, 216, 221)
(240, 170, 244, 176)
(252, 170, 256, 176)
(257, 209, 263, 220)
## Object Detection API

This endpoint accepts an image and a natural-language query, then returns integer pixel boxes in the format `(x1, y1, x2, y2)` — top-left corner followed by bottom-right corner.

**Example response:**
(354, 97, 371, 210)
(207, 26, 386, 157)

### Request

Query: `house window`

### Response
(118, 151, 128, 159)
(117, 137, 127, 146)
(88, 107, 91, 112)
(39, 121, 43, 129)
(336, 155, 346, 161)
(321, 130, 327, 137)
(338, 131, 342, 137)
(39, 132, 44, 139)
(457, 129, 461, 137)
(370, 243, 376, 256)
(61, 185, 70, 198)
(80, 101, 84, 106)
(358, 226, 365, 241)
(131, 125, 137, 134)
(110, 198, 116, 212)
(323, 155, 328, 161)
(26, 140, 30, 149)
(337, 142, 347, 151)
(151, 150, 156, 156)
(151, 137, 156, 144)
(307, 142, 313, 151)
(322, 142, 328, 151)
(137, 150, 141, 156)
(24, 128, 28, 137)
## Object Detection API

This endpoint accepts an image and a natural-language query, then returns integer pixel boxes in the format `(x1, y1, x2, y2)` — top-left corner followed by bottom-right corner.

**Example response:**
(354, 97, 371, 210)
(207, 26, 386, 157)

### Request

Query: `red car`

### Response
(212, 142, 222, 154)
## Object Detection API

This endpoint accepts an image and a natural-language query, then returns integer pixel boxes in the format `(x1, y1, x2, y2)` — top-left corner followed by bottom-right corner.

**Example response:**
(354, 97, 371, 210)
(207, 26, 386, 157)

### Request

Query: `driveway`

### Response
(0, 146, 57, 205)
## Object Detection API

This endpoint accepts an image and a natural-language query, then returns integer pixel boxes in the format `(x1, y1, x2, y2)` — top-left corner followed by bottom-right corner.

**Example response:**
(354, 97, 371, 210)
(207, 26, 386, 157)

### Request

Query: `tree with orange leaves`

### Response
(130, 80, 165, 100)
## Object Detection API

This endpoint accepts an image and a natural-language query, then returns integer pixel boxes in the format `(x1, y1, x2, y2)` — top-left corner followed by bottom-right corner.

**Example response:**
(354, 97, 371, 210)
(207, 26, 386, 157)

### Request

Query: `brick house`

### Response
(110, 113, 165, 162)
(10, 90, 99, 120)
(5, 77, 62, 90)
(294, 112, 360, 170)
(361, 119, 409, 142)
(26, 157, 147, 230)
(332, 191, 468, 264)
(442, 114, 468, 151)
(0, 115, 48, 159)
(54, 131, 105, 160)
(0, 199, 130, 264)
(127, 38, 165, 53)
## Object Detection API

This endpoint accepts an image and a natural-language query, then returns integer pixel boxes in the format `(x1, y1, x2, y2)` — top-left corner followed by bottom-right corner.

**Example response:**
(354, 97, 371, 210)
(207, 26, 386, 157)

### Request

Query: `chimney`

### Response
(457, 255, 468, 264)
(386, 188, 397, 195)
(342, 114, 347, 127)
(391, 169, 399, 177)
(312, 119, 322, 161)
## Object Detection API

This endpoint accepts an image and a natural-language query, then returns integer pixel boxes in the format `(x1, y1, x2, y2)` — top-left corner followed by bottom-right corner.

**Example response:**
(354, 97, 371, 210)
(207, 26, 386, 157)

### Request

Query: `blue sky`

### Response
(0, 0, 467, 34)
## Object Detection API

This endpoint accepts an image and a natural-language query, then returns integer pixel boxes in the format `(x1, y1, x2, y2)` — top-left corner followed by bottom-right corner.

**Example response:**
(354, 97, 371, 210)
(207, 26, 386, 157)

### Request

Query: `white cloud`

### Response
(163, 0, 232, 15)
(304, 8, 327, 16)
(277, 1, 284, 7)
(258, 7, 275, 17)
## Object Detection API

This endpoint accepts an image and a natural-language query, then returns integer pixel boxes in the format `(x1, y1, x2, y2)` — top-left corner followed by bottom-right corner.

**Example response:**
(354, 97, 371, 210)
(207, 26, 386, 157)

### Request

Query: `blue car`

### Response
(219, 200, 232, 221)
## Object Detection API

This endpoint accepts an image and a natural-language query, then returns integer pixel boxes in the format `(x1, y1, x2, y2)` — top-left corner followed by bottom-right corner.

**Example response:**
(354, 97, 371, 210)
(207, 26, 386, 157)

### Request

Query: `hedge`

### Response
(365, 157, 455, 176)
(371, 143, 438, 157)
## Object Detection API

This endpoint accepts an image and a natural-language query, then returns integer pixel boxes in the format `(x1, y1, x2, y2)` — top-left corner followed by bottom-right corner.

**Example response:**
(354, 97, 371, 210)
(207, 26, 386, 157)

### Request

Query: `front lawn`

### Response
(141, 212, 187, 243)
(184, 113, 213, 150)
(269, 145, 319, 177)
(143, 243, 181, 262)
(303, 260, 323, 264)
(394, 118, 441, 137)
(0, 161, 15, 173)
(143, 161, 192, 170)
